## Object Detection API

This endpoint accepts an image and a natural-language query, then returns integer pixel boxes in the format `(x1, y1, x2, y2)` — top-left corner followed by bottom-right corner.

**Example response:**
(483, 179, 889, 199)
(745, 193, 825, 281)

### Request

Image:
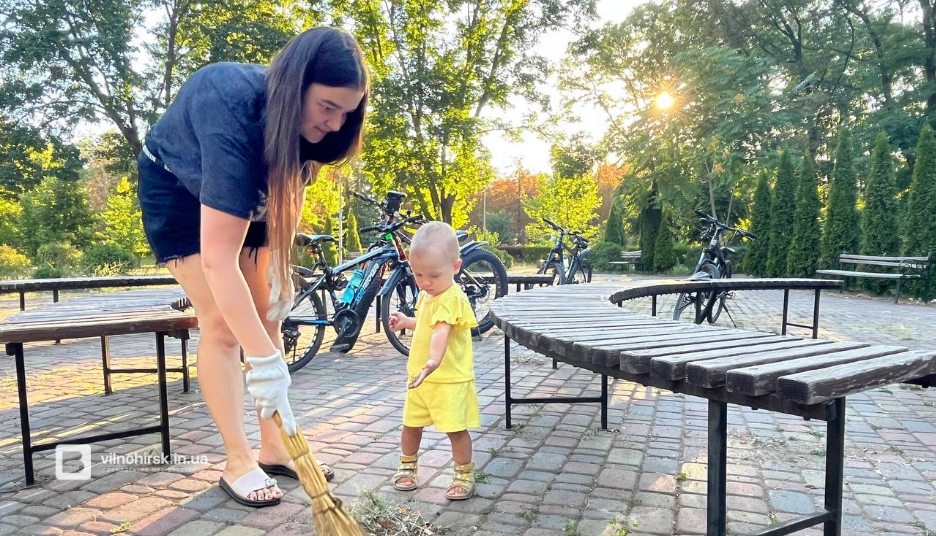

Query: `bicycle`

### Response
(281, 191, 424, 372)
(282, 191, 508, 371)
(672, 209, 755, 323)
(538, 218, 593, 285)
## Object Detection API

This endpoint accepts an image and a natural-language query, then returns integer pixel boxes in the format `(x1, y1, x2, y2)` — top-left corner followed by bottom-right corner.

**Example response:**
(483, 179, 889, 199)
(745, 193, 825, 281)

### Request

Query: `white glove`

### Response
(266, 260, 295, 322)
(245, 351, 297, 435)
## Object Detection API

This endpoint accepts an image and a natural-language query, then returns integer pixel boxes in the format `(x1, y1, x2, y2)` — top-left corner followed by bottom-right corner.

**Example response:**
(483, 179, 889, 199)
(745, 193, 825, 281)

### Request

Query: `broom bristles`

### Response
(273, 412, 366, 536)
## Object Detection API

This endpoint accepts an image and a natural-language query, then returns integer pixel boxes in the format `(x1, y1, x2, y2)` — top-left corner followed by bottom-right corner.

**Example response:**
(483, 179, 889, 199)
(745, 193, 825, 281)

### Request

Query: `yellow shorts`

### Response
(403, 380, 481, 433)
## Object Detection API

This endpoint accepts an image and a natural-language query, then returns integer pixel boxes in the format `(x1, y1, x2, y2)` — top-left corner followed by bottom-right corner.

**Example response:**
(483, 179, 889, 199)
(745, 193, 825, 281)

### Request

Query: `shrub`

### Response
(604, 198, 626, 246)
(32, 266, 65, 279)
(486, 246, 514, 269)
(766, 151, 796, 277)
(787, 154, 822, 277)
(820, 129, 860, 267)
(500, 245, 553, 264)
(653, 214, 677, 273)
(34, 243, 81, 273)
(81, 244, 135, 275)
(744, 169, 772, 276)
(588, 241, 624, 272)
(0, 245, 31, 278)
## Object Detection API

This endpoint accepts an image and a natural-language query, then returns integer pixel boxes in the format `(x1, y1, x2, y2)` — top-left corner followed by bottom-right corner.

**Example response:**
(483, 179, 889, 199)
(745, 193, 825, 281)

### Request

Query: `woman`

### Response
(137, 27, 368, 508)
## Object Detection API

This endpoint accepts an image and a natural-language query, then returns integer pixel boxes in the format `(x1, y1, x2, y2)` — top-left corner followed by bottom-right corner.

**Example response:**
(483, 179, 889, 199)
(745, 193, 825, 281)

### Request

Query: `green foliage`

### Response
(0, 194, 23, 248)
(35, 243, 81, 273)
(744, 170, 772, 276)
(637, 189, 662, 272)
(484, 210, 515, 245)
(322, 217, 338, 266)
(485, 246, 514, 269)
(81, 244, 135, 276)
(604, 196, 627, 246)
(522, 173, 601, 243)
(587, 241, 624, 272)
(653, 213, 677, 272)
(500, 245, 553, 264)
(0, 118, 83, 197)
(345, 210, 363, 253)
(821, 129, 860, 266)
(19, 176, 94, 257)
(787, 155, 822, 277)
(98, 176, 149, 258)
(0, 245, 31, 278)
(32, 266, 65, 279)
(766, 151, 796, 277)
(862, 132, 901, 256)
(904, 125, 936, 257)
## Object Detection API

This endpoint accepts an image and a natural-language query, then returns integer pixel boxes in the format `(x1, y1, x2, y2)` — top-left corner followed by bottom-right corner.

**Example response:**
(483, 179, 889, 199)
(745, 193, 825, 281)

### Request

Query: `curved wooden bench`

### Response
(492, 279, 935, 536)
(1, 288, 195, 485)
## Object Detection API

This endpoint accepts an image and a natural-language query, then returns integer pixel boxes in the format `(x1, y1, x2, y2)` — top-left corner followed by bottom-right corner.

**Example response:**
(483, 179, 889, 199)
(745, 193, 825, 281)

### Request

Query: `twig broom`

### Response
(273, 412, 366, 535)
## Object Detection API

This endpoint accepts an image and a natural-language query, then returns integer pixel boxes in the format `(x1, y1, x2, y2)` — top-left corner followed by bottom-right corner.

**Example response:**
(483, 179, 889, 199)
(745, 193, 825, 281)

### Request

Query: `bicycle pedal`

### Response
(330, 342, 351, 353)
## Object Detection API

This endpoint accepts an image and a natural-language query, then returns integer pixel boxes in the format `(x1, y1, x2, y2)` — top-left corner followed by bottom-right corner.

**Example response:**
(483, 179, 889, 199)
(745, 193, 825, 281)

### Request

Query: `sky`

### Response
(482, 0, 646, 175)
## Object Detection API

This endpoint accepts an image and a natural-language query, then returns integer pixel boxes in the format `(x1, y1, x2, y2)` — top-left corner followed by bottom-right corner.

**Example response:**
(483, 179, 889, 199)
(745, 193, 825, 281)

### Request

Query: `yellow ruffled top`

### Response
(407, 284, 478, 383)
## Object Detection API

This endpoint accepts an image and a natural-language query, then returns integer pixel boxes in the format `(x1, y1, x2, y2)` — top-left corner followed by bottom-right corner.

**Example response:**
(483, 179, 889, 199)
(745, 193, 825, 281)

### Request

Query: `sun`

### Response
(656, 91, 675, 110)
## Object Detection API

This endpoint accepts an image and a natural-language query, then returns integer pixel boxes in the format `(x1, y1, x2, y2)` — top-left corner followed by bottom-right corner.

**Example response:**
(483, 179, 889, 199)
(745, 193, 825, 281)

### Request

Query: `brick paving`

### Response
(0, 275, 934, 535)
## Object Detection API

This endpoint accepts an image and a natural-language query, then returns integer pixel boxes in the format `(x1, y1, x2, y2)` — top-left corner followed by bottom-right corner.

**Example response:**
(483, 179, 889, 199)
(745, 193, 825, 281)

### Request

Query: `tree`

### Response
(744, 169, 772, 276)
(766, 151, 796, 277)
(653, 211, 677, 272)
(98, 176, 149, 258)
(637, 190, 662, 272)
(787, 153, 821, 277)
(862, 132, 901, 256)
(19, 176, 94, 257)
(522, 173, 600, 243)
(905, 124, 936, 257)
(346, 0, 595, 225)
(604, 194, 627, 246)
(345, 209, 363, 254)
(322, 216, 338, 265)
(821, 129, 860, 266)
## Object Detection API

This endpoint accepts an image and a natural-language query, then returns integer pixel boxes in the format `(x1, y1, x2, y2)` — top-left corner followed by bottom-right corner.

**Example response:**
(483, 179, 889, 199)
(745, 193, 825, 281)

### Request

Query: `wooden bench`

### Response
(505, 273, 555, 292)
(609, 250, 641, 267)
(491, 279, 936, 536)
(0, 274, 177, 311)
(1, 288, 196, 485)
(816, 253, 932, 303)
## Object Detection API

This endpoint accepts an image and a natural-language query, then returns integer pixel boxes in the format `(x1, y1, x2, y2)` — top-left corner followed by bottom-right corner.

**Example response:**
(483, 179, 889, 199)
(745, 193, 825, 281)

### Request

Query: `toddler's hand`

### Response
(388, 311, 405, 332)
(408, 360, 438, 389)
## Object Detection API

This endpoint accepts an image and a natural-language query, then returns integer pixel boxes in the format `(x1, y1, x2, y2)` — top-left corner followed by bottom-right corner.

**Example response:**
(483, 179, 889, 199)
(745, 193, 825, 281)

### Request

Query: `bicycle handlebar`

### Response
(695, 210, 754, 239)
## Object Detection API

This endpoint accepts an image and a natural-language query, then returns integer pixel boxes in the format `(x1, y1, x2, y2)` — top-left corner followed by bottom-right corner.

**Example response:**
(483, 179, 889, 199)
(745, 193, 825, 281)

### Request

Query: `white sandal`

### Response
(219, 468, 281, 508)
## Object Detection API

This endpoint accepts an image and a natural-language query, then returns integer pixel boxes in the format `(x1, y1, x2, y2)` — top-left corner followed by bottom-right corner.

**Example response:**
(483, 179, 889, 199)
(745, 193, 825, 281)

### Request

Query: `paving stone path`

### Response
(0, 275, 934, 536)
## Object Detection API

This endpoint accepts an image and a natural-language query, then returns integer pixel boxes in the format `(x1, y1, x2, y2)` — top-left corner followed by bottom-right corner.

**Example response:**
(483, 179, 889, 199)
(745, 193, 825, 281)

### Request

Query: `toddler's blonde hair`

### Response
(410, 221, 460, 263)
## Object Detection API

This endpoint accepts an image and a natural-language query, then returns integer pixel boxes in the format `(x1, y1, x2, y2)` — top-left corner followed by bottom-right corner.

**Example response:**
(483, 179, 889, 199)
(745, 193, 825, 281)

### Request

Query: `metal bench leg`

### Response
(7, 342, 34, 485)
(505, 334, 513, 430)
(181, 335, 190, 394)
(707, 400, 728, 536)
(53, 290, 61, 344)
(894, 279, 902, 304)
(156, 332, 172, 460)
(19, 291, 25, 311)
(601, 374, 608, 430)
(812, 289, 821, 339)
(552, 358, 557, 370)
(101, 336, 112, 395)
(782, 289, 790, 336)
(824, 398, 846, 536)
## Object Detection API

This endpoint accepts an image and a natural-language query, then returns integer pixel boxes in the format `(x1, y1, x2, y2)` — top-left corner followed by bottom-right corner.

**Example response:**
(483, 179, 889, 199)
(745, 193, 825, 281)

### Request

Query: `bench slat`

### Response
(585, 331, 774, 367)
(726, 345, 909, 396)
(839, 254, 929, 263)
(776, 351, 936, 404)
(642, 338, 823, 379)
(685, 342, 869, 388)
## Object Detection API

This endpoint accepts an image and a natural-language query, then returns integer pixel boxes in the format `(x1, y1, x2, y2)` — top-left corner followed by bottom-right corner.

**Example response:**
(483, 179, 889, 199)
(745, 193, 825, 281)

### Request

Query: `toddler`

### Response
(387, 221, 480, 500)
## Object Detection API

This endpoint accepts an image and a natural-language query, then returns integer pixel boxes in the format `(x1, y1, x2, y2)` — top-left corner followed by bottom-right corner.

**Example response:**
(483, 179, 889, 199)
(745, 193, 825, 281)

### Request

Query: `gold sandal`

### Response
(447, 462, 474, 500)
(392, 454, 419, 491)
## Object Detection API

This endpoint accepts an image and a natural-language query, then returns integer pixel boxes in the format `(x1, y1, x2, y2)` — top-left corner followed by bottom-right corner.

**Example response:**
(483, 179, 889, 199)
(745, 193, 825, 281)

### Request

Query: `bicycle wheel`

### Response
(544, 261, 564, 286)
(674, 263, 719, 322)
(382, 271, 418, 356)
(282, 289, 327, 373)
(707, 260, 731, 324)
(570, 261, 591, 284)
(672, 292, 696, 321)
(458, 249, 508, 335)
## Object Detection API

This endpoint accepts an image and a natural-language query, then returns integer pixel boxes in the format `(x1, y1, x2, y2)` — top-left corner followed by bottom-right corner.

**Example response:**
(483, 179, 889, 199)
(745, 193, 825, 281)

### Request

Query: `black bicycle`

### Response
(538, 218, 593, 285)
(672, 210, 755, 323)
(282, 191, 508, 371)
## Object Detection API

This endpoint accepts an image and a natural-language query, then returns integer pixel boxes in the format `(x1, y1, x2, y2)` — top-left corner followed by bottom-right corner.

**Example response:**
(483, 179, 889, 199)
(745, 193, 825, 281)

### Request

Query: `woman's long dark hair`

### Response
(264, 27, 369, 303)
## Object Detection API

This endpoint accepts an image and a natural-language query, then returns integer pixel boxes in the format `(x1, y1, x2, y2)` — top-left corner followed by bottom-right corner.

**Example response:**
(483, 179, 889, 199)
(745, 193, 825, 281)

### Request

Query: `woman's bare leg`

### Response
(166, 255, 282, 501)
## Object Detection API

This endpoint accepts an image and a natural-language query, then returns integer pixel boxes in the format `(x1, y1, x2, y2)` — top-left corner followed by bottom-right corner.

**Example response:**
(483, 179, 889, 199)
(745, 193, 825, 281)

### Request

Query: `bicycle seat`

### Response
(295, 233, 336, 246)
(456, 230, 468, 242)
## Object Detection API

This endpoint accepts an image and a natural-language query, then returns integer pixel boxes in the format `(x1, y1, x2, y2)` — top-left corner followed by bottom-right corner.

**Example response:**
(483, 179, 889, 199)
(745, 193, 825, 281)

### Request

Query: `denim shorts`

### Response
(137, 143, 267, 266)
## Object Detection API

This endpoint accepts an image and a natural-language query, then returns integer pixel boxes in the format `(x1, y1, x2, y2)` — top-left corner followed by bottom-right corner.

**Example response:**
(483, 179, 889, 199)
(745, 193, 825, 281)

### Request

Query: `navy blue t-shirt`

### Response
(146, 62, 319, 221)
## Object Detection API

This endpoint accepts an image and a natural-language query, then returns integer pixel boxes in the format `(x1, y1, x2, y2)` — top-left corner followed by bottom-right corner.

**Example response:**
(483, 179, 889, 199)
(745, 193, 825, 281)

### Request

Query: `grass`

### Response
(518, 507, 539, 522)
(674, 471, 688, 482)
(912, 521, 936, 536)
(810, 448, 826, 457)
(564, 519, 576, 536)
(924, 401, 936, 408)
(474, 470, 489, 484)
(806, 428, 823, 439)
(870, 423, 882, 432)
(608, 518, 630, 535)
(352, 489, 440, 536)
(110, 523, 132, 534)
(369, 424, 402, 441)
